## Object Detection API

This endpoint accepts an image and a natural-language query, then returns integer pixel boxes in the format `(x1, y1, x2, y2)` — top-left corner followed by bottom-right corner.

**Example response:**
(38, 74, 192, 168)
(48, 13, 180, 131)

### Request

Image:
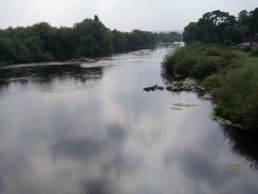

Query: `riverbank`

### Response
(162, 42, 258, 132)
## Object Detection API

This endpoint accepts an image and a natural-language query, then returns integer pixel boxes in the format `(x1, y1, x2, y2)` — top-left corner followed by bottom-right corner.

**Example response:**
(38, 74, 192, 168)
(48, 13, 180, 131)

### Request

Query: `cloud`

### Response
(0, 0, 257, 30)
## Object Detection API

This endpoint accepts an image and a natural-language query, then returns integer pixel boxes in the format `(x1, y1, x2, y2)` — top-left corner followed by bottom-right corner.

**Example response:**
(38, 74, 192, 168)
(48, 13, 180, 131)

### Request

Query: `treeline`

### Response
(183, 7, 258, 44)
(111, 29, 156, 53)
(156, 32, 182, 43)
(0, 16, 182, 65)
(0, 16, 113, 64)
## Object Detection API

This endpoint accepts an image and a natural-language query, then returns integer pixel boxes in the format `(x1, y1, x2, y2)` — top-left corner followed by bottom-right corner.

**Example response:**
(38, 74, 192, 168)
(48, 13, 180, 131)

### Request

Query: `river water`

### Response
(0, 45, 257, 194)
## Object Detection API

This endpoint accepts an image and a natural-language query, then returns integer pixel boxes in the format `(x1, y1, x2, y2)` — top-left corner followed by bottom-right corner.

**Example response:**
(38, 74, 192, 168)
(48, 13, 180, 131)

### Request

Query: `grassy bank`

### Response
(162, 42, 258, 132)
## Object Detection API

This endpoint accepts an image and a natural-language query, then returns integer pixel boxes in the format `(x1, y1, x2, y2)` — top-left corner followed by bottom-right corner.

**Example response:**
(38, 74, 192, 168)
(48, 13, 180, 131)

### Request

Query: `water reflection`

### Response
(0, 47, 257, 194)
(221, 125, 258, 169)
(0, 64, 103, 89)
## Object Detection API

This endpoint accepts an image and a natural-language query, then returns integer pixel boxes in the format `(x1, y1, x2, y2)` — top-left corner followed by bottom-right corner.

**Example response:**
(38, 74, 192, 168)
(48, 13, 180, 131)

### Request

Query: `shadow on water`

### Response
(221, 125, 258, 170)
(0, 64, 103, 85)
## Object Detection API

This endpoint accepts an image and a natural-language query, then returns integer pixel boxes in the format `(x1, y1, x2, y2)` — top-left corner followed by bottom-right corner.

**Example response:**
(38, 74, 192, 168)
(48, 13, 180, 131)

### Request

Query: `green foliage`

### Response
(156, 32, 182, 43)
(162, 42, 237, 80)
(214, 58, 258, 131)
(183, 22, 198, 43)
(255, 33, 258, 41)
(249, 8, 258, 35)
(112, 30, 128, 53)
(242, 45, 253, 52)
(202, 74, 223, 89)
(166, 6, 258, 132)
(126, 30, 156, 51)
(0, 17, 157, 64)
(191, 56, 223, 80)
(223, 26, 247, 43)
(183, 7, 258, 44)
(251, 48, 258, 56)
(215, 102, 237, 121)
(224, 40, 234, 46)
(183, 10, 237, 43)
(205, 46, 221, 56)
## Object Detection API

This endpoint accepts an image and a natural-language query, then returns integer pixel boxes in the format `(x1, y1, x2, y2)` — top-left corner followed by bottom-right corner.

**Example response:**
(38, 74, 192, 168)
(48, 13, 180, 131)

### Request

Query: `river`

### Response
(0, 45, 257, 194)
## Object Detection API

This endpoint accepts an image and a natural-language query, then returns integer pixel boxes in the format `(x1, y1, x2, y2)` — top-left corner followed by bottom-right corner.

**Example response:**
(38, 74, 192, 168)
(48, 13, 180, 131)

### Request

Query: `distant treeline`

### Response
(155, 32, 182, 43)
(0, 15, 182, 65)
(183, 7, 258, 44)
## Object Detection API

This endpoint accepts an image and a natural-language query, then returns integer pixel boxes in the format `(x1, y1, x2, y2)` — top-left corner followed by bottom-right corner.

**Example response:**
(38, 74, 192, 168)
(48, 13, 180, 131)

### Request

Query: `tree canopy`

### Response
(0, 16, 181, 65)
(183, 7, 258, 44)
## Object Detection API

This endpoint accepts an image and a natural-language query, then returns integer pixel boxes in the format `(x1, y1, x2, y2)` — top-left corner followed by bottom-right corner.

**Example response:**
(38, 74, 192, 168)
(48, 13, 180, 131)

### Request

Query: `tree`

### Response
(183, 10, 238, 43)
(238, 10, 250, 26)
(249, 8, 258, 35)
(0, 16, 157, 64)
(223, 26, 248, 43)
(157, 32, 182, 43)
(183, 22, 198, 43)
(112, 30, 128, 53)
(94, 15, 99, 22)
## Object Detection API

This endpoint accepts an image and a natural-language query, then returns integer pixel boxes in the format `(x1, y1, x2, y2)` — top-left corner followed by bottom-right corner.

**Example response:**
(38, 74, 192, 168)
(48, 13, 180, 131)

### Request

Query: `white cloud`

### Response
(0, 0, 257, 31)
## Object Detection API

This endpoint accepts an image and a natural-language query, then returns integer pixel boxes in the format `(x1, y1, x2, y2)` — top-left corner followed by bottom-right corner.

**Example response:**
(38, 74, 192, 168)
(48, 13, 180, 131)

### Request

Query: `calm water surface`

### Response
(0, 45, 258, 194)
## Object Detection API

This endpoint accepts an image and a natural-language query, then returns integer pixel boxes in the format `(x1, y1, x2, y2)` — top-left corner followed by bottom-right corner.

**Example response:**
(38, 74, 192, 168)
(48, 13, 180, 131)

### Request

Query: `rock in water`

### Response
(143, 85, 163, 92)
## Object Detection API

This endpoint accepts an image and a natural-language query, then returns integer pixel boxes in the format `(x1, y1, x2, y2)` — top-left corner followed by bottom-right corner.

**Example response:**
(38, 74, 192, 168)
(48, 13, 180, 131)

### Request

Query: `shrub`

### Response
(221, 49, 238, 60)
(215, 102, 237, 121)
(205, 46, 221, 56)
(251, 48, 258, 56)
(242, 45, 253, 52)
(174, 54, 197, 76)
(190, 56, 223, 80)
(202, 74, 223, 89)
(224, 40, 234, 46)
(214, 61, 258, 131)
(162, 46, 197, 76)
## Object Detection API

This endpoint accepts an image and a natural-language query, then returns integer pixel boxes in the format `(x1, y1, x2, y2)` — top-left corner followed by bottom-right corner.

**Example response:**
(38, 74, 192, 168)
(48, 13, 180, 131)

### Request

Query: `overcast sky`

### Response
(0, 0, 257, 31)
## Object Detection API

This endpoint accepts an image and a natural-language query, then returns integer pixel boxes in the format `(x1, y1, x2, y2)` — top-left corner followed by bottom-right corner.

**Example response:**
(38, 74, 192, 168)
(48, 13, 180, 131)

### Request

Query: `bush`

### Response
(205, 46, 221, 56)
(202, 74, 223, 89)
(215, 102, 237, 121)
(162, 43, 239, 80)
(221, 49, 238, 60)
(251, 48, 258, 56)
(174, 55, 197, 76)
(224, 40, 234, 46)
(162, 46, 196, 76)
(214, 61, 258, 131)
(190, 56, 223, 80)
(242, 45, 253, 52)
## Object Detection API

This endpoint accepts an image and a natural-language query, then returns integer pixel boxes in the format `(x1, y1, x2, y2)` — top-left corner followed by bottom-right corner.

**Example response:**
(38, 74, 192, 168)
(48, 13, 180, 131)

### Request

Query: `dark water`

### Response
(0, 45, 257, 194)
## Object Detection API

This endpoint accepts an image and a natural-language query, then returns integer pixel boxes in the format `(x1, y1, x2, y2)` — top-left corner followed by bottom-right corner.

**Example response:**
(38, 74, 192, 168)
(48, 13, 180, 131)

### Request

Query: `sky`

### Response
(0, 0, 257, 31)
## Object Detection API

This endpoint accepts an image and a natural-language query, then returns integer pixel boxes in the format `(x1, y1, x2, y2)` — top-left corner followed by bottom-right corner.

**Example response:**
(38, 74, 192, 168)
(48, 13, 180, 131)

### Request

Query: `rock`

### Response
(202, 93, 212, 100)
(143, 78, 211, 97)
(66, 58, 96, 63)
(77, 57, 96, 63)
(143, 84, 162, 92)
(182, 78, 197, 86)
(174, 73, 184, 78)
(157, 86, 164, 90)
(166, 85, 182, 92)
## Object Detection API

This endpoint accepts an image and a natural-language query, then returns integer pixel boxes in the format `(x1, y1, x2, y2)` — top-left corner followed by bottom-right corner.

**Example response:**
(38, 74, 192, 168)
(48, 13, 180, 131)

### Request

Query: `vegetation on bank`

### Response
(155, 32, 182, 43)
(0, 15, 181, 65)
(163, 42, 258, 132)
(163, 6, 258, 132)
